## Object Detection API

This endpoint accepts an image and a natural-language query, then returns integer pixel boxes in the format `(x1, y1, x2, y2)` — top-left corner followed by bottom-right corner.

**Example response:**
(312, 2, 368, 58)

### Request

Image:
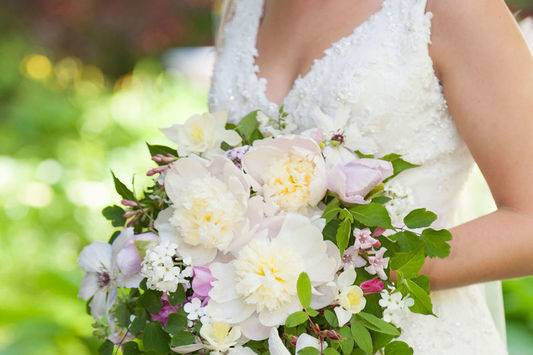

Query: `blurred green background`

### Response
(0, 1, 532, 354)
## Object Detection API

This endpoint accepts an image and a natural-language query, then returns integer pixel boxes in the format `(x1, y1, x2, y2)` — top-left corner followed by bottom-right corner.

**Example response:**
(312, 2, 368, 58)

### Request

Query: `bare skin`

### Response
(255, 0, 533, 290)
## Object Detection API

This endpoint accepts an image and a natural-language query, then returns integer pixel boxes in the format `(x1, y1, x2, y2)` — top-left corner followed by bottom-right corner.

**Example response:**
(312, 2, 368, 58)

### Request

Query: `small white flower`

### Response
(384, 182, 414, 228)
(183, 297, 206, 321)
(364, 247, 390, 280)
(141, 240, 190, 293)
(353, 228, 378, 250)
(200, 321, 245, 353)
(379, 288, 414, 326)
(256, 111, 297, 137)
(333, 267, 366, 327)
(162, 111, 241, 157)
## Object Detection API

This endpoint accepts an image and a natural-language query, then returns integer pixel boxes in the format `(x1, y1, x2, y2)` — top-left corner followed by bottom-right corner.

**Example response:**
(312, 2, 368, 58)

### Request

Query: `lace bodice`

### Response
(208, 0, 508, 353)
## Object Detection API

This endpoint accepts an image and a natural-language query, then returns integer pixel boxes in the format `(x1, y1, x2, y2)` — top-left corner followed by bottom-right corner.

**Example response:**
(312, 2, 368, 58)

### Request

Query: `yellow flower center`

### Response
(264, 153, 316, 212)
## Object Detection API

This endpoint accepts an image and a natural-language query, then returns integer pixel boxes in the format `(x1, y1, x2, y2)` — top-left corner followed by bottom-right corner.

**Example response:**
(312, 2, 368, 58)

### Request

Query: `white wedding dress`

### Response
(208, 0, 508, 354)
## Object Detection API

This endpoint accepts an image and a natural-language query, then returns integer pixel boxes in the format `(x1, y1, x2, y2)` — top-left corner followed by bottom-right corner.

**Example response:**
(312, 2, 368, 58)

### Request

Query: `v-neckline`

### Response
(251, 0, 389, 108)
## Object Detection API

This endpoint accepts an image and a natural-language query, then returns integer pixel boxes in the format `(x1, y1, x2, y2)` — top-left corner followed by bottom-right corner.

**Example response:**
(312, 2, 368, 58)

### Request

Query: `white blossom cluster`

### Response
(141, 240, 192, 293)
(384, 182, 414, 227)
(256, 111, 297, 137)
(379, 288, 415, 326)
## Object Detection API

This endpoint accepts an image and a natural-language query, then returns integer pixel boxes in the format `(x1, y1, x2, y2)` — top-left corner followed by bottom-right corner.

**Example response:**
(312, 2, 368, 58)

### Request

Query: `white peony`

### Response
(162, 111, 241, 157)
(242, 135, 327, 214)
(206, 214, 339, 340)
(158, 155, 264, 265)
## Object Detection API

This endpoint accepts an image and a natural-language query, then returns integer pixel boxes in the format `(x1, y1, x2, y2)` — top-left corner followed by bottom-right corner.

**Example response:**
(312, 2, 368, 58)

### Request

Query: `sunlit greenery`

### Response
(0, 31, 206, 355)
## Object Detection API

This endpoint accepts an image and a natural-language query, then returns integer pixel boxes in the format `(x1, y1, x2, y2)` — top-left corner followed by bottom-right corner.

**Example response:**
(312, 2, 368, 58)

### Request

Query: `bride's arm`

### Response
(423, 0, 533, 290)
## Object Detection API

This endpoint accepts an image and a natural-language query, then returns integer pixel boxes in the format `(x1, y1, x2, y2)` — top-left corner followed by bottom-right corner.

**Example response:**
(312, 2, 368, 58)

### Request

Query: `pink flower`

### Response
(192, 266, 214, 300)
(327, 158, 393, 204)
(151, 294, 179, 326)
(353, 228, 378, 250)
(360, 278, 385, 295)
(365, 248, 390, 280)
(342, 246, 367, 268)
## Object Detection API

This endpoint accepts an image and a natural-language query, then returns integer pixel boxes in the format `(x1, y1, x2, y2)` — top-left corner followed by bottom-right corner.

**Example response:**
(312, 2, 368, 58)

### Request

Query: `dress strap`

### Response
(215, 0, 237, 51)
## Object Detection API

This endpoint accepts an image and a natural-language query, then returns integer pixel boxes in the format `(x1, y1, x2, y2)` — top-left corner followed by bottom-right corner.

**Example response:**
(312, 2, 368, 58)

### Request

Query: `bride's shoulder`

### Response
(426, 0, 525, 72)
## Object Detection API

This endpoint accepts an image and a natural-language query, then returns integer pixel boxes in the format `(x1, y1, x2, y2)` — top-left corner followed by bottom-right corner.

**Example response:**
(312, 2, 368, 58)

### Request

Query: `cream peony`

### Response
(242, 135, 327, 214)
(206, 214, 340, 340)
(157, 155, 264, 265)
(162, 111, 241, 157)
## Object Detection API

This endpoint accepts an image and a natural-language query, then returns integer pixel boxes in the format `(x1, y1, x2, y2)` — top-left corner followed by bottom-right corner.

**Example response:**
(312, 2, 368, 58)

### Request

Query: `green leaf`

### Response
(324, 309, 339, 328)
(114, 301, 131, 328)
(420, 228, 452, 258)
(390, 248, 425, 278)
(166, 311, 188, 335)
(143, 322, 170, 353)
(355, 150, 375, 159)
(108, 230, 121, 244)
(351, 321, 373, 354)
(403, 208, 437, 229)
(129, 307, 147, 335)
(336, 218, 352, 255)
(140, 289, 162, 314)
(102, 205, 126, 227)
(306, 308, 319, 317)
(411, 275, 430, 293)
(111, 171, 135, 200)
(382, 154, 419, 181)
(324, 348, 341, 355)
(384, 341, 414, 355)
(298, 347, 320, 355)
(170, 330, 196, 347)
(372, 195, 392, 204)
(169, 284, 186, 305)
(349, 203, 393, 229)
(122, 342, 141, 355)
(98, 340, 114, 355)
(391, 231, 424, 252)
(339, 327, 354, 355)
(236, 110, 263, 144)
(297, 272, 312, 308)
(323, 219, 340, 243)
(322, 198, 341, 223)
(357, 313, 400, 336)
(146, 142, 178, 159)
(402, 279, 433, 315)
(285, 311, 308, 327)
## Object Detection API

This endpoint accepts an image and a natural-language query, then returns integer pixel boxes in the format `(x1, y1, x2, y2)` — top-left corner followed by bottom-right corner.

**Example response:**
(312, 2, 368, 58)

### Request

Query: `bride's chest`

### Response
(209, 0, 465, 165)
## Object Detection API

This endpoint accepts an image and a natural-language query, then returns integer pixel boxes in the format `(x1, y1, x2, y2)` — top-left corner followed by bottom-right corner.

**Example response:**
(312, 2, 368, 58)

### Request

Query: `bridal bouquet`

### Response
(79, 110, 452, 355)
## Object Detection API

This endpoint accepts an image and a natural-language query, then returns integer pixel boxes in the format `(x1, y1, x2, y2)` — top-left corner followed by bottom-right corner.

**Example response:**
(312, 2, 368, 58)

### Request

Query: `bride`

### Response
(208, 0, 533, 354)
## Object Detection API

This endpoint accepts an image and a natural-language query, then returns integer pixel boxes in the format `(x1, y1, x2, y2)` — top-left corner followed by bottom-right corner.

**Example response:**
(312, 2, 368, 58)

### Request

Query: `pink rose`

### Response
(327, 158, 393, 204)
(192, 266, 214, 299)
(360, 278, 385, 295)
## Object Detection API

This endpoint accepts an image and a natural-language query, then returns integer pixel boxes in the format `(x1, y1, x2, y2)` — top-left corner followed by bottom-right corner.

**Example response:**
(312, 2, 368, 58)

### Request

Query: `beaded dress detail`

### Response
(209, 0, 508, 353)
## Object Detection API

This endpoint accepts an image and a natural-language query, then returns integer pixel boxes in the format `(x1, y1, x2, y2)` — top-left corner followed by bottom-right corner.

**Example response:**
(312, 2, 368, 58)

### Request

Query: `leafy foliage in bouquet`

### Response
(81, 110, 452, 355)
